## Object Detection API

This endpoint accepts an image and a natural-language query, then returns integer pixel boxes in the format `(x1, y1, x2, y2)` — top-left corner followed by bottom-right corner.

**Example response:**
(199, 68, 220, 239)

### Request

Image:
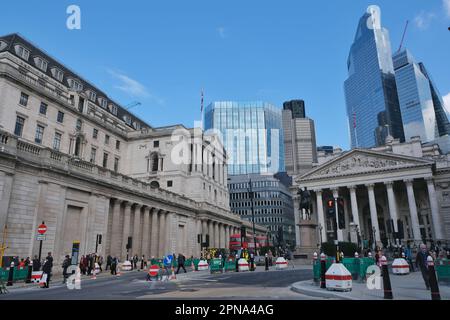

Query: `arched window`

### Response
(150, 181, 160, 189)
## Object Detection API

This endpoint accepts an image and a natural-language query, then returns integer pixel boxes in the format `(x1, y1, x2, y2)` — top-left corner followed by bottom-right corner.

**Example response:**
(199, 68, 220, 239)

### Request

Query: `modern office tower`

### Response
(344, 5, 404, 148)
(393, 49, 450, 143)
(228, 173, 295, 247)
(204, 101, 285, 175)
(282, 100, 317, 176)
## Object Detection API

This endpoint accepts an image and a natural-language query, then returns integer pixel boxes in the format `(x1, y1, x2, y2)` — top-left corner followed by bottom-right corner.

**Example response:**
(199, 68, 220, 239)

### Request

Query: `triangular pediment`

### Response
(297, 149, 433, 182)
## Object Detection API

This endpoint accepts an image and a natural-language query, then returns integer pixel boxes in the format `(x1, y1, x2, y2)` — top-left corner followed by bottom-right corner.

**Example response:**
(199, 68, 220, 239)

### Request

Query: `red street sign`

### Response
(149, 265, 159, 277)
(37, 224, 47, 235)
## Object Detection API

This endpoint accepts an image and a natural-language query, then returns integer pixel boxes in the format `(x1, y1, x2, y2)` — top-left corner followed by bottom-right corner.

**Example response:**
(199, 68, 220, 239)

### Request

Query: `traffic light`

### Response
(337, 197, 345, 229)
(241, 226, 246, 238)
(326, 199, 335, 216)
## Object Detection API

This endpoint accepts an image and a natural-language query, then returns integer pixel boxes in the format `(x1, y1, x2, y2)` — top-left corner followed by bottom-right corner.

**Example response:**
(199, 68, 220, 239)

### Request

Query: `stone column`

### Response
(385, 181, 399, 238)
(293, 194, 301, 248)
(404, 180, 422, 242)
(158, 211, 166, 257)
(122, 202, 132, 260)
(165, 212, 173, 254)
(208, 220, 214, 248)
(132, 204, 142, 256)
(221, 224, 226, 248)
(332, 188, 344, 241)
(110, 199, 123, 257)
(315, 190, 326, 244)
(366, 184, 381, 244)
(214, 222, 219, 248)
(141, 207, 151, 258)
(349, 186, 361, 230)
(196, 219, 202, 255)
(426, 178, 443, 240)
(150, 209, 159, 258)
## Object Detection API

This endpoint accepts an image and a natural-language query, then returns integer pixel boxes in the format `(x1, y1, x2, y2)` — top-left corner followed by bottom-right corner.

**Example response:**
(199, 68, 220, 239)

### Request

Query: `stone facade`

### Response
(292, 137, 450, 257)
(0, 33, 266, 266)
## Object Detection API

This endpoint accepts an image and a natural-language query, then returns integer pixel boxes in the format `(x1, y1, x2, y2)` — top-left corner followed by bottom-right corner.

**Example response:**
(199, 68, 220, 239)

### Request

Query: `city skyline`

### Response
(1, 1, 449, 150)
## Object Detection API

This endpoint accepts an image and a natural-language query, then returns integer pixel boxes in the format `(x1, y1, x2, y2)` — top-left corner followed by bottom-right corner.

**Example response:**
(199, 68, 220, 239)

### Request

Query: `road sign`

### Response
(149, 265, 159, 277)
(36, 234, 46, 241)
(37, 224, 47, 235)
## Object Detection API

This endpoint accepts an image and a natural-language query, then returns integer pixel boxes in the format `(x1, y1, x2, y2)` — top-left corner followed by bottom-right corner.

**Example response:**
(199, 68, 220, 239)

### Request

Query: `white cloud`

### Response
(217, 27, 226, 39)
(414, 11, 436, 30)
(107, 69, 164, 104)
(443, 92, 450, 114)
(444, 0, 450, 17)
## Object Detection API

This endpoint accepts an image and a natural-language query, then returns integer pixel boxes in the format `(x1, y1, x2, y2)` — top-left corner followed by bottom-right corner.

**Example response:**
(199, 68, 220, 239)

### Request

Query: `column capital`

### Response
(366, 183, 375, 189)
(404, 179, 414, 185)
(113, 198, 124, 205)
(348, 185, 357, 191)
(124, 201, 133, 208)
(134, 204, 143, 210)
(143, 206, 151, 213)
(384, 181, 394, 188)
(314, 189, 323, 195)
(425, 176, 434, 184)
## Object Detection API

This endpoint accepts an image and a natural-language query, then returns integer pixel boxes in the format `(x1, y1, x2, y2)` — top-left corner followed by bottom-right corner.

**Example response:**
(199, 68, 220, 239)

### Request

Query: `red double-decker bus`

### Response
(229, 233, 270, 252)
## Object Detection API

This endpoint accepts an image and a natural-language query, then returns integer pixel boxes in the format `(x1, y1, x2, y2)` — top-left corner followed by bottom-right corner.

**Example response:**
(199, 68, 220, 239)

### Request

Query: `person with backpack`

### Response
(106, 255, 112, 271)
(41, 252, 53, 288)
(62, 255, 71, 284)
(111, 256, 118, 275)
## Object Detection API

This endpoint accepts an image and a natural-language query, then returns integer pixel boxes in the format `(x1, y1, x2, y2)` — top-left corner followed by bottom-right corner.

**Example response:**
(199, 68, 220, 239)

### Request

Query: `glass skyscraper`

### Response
(344, 5, 404, 148)
(204, 101, 285, 175)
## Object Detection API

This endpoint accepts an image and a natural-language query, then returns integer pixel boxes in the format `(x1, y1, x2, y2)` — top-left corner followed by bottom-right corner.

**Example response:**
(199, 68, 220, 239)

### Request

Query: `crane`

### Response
(124, 101, 141, 110)
(397, 20, 409, 54)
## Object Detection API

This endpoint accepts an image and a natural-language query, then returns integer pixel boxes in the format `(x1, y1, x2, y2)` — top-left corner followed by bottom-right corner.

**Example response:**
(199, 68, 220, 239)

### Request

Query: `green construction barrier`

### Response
(210, 258, 223, 274)
(436, 258, 450, 283)
(224, 259, 236, 272)
(0, 267, 29, 282)
(359, 257, 375, 281)
(312, 259, 320, 282)
(342, 258, 360, 280)
(193, 259, 200, 270)
(0, 268, 7, 281)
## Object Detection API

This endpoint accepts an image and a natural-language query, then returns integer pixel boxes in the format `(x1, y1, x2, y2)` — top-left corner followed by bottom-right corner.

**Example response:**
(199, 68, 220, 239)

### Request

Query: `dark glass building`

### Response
(283, 100, 305, 119)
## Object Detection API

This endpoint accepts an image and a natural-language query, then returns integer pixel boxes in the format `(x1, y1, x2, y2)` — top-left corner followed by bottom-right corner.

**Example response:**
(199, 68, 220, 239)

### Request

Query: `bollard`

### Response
(380, 256, 393, 299)
(265, 254, 269, 271)
(368, 252, 372, 258)
(354, 252, 359, 258)
(235, 255, 239, 272)
(427, 256, 441, 300)
(26, 261, 33, 283)
(6, 262, 14, 286)
(320, 253, 326, 289)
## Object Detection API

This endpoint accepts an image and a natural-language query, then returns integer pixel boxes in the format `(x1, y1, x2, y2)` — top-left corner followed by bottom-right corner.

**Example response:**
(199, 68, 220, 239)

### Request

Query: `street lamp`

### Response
(318, 224, 323, 251)
(372, 227, 377, 251)
(248, 177, 257, 255)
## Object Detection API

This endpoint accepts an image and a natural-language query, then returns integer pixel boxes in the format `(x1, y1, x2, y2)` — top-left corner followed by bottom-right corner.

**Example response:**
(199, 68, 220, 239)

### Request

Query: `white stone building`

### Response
(0, 33, 265, 265)
(292, 137, 450, 258)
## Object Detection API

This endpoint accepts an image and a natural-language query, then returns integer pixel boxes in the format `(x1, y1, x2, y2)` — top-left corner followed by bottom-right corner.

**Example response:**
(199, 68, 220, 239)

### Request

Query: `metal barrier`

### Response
(342, 258, 360, 280)
(312, 256, 375, 283)
(359, 257, 375, 281)
(313, 258, 320, 282)
(0, 267, 29, 282)
(224, 259, 236, 272)
(435, 258, 450, 283)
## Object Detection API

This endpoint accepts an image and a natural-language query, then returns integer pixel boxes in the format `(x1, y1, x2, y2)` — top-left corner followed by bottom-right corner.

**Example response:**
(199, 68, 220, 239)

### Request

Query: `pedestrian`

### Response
(25, 257, 30, 266)
(141, 255, 145, 270)
(249, 252, 255, 271)
(176, 253, 187, 274)
(87, 254, 92, 275)
(19, 258, 25, 268)
(62, 255, 71, 284)
(41, 252, 53, 288)
(416, 243, 431, 290)
(79, 255, 86, 275)
(106, 255, 112, 271)
(98, 255, 103, 272)
(32, 255, 41, 271)
(111, 256, 118, 275)
(404, 243, 414, 272)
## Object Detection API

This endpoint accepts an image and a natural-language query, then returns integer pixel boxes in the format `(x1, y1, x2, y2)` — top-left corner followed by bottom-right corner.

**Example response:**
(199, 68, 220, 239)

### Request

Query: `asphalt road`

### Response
(0, 267, 316, 300)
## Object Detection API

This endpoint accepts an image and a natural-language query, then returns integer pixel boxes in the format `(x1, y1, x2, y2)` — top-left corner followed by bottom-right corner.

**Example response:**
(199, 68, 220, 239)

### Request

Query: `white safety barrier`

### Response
(275, 257, 288, 270)
(197, 260, 209, 271)
(121, 261, 132, 271)
(392, 258, 410, 275)
(238, 258, 249, 272)
(31, 271, 43, 283)
(325, 263, 352, 291)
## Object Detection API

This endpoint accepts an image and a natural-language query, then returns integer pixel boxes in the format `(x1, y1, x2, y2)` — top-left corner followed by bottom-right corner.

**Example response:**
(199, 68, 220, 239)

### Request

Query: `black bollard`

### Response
(427, 256, 441, 300)
(320, 253, 326, 289)
(6, 262, 14, 286)
(380, 256, 393, 299)
(26, 262, 33, 283)
(265, 254, 269, 271)
(235, 255, 239, 272)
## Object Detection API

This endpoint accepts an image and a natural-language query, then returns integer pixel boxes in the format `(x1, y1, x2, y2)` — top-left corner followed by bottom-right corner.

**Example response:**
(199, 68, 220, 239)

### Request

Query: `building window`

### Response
(14, 116, 25, 136)
(88, 91, 97, 102)
(35, 125, 44, 144)
(114, 157, 119, 172)
(15, 45, 30, 60)
(35, 57, 48, 72)
(68, 79, 83, 92)
(76, 119, 82, 131)
(110, 104, 118, 115)
(100, 98, 108, 109)
(19, 92, 28, 106)
(116, 140, 120, 150)
(39, 102, 47, 115)
(153, 140, 159, 148)
(53, 132, 62, 151)
(151, 153, 158, 172)
(57, 111, 64, 123)
(167, 180, 173, 187)
(51, 68, 64, 82)
(102, 153, 108, 168)
(90, 148, 97, 164)
(78, 97, 85, 113)
(105, 135, 110, 145)
(93, 128, 98, 139)
(74, 136, 82, 157)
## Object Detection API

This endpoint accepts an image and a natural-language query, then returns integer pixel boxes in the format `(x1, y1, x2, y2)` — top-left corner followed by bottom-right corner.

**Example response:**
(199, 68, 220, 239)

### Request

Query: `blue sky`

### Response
(1, 0, 449, 150)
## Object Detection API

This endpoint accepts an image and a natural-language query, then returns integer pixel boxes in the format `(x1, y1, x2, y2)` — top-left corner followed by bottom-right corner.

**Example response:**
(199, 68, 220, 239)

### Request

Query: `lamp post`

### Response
(248, 177, 257, 255)
(318, 224, 323, 252)
(372, 227, 377, 251)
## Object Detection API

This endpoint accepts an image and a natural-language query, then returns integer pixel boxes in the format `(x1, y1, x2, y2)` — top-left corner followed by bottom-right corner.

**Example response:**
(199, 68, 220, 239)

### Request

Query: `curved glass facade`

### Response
(204, 101, 285, 175)
(344, 5, 404, 148)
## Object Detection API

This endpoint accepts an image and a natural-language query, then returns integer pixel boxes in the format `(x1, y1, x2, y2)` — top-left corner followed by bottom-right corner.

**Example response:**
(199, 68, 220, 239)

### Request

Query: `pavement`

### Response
(291, 270, 450, 300)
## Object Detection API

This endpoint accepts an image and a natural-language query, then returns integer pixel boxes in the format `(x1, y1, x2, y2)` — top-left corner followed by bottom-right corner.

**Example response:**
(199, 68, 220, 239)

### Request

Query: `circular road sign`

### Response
(37, 224, 47, 235)
(149, 265, 159, 277)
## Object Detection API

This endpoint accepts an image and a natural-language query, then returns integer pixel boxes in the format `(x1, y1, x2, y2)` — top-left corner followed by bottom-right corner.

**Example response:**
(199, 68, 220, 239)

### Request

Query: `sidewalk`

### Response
(291, 271, 450, 300)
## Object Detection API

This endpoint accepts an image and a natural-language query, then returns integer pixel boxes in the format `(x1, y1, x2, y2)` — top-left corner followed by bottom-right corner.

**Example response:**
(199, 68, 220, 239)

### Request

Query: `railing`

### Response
(17, 140, 41, 155)
(68, 157, 95, 172)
